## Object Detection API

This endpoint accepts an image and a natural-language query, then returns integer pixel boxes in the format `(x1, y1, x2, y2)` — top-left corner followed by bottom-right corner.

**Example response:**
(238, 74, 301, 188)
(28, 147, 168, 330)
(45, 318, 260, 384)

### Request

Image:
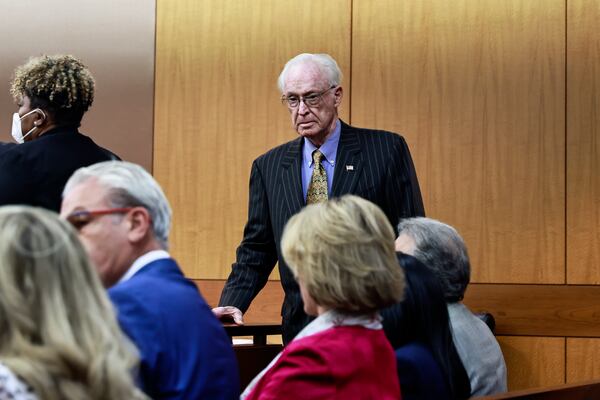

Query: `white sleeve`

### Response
(0, 362, 38, 400)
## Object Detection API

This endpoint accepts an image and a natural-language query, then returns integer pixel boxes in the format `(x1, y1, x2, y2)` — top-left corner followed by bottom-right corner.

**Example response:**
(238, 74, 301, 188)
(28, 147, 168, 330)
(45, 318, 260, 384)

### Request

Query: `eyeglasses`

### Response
(66, 208, 134, 231)
(281, 86, 336, 109)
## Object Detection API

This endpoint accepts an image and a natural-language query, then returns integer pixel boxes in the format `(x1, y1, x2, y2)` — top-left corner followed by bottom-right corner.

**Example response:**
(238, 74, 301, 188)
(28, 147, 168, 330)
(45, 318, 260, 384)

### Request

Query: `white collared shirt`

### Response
(117, 249, 171, 284)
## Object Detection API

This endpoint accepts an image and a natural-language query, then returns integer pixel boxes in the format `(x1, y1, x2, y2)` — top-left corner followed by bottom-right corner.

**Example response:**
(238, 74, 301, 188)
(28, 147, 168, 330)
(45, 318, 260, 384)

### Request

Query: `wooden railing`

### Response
(224, 323, 282, 390)
(224, 322, 282, 346)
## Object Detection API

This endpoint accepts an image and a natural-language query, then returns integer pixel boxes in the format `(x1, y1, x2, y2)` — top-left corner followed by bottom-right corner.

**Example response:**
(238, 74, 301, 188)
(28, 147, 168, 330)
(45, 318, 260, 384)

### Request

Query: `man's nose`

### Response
(297, 100, 310, 114)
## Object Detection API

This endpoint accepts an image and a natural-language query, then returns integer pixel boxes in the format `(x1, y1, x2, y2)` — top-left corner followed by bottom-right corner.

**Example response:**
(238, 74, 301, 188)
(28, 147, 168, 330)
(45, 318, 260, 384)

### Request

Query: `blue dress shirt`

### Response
(301, 119, 341, 201)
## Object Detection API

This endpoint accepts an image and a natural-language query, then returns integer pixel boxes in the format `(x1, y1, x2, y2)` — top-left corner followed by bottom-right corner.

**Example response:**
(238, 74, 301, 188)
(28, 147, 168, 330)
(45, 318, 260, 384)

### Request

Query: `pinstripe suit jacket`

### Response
(219, 120, 425, 343)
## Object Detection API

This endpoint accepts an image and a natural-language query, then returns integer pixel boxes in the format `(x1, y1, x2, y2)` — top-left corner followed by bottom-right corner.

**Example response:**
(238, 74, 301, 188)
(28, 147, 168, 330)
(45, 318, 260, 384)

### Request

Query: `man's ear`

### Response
(333, 86, 343, 107)
(126, 207, 152, 244)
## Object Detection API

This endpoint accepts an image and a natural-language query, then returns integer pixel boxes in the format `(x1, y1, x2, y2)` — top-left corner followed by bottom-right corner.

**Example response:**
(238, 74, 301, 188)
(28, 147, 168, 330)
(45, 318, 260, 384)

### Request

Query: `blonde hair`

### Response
(281, 195, 404, 313)
(10, 54, 95, 125)
(0, 206, 145, 400)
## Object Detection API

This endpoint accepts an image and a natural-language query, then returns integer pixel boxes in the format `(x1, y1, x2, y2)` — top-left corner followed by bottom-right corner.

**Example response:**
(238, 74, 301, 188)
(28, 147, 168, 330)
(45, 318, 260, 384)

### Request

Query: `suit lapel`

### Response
(331, 121, 363, 197)
(280, 137, 305, 216)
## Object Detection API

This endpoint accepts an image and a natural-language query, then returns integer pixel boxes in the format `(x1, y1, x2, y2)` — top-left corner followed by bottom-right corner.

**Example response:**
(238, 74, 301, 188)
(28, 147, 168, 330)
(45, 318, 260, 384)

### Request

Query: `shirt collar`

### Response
(117, 249, 170, 284)
(303, 119, 341, 167)
(295, 309, 383, 340)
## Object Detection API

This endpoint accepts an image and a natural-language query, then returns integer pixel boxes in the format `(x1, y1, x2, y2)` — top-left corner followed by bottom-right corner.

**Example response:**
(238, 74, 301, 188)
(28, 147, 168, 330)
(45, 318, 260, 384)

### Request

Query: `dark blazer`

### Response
(396, 342, 451, 400)
(0, 125, 118, 211)
(0, 142, 16, 155)
(109, 257, 240, 400)
(219, 120, 425, 343)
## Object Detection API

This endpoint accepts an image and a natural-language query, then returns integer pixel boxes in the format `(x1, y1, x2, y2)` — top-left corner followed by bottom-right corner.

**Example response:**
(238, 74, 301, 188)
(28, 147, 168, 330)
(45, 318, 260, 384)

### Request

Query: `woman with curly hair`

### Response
(0, 206, 146, 400)
(0, 54, 118, 211)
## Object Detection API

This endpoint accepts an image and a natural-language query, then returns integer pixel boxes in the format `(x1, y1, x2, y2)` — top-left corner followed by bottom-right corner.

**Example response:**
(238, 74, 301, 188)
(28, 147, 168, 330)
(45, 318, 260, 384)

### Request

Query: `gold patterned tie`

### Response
(306, 150, 328, 204)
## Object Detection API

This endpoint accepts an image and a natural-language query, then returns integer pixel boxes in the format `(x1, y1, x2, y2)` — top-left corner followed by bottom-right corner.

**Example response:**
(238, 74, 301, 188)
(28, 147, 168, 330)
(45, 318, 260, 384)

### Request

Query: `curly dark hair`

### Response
(10, 55, 95, 126)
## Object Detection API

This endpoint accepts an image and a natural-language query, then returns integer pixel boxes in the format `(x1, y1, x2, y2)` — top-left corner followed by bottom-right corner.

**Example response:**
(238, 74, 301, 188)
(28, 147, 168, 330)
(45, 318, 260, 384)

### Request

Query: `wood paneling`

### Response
(464, 284, 600, 337)
(351, 0, 565, 284)
(566, 0, 600, 283)
(497, 336, 565, 391)
(154, 0, 351, 279)
(567, 339, 600, 384)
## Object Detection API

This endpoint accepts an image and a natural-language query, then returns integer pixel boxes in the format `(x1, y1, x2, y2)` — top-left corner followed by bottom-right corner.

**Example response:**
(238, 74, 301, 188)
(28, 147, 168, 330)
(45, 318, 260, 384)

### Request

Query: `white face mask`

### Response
(11, 108, 45, 144)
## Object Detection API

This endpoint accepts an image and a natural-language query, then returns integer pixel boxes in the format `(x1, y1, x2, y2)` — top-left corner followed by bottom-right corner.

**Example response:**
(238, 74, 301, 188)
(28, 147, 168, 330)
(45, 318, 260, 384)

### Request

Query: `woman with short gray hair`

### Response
(396, 217, 508, 396)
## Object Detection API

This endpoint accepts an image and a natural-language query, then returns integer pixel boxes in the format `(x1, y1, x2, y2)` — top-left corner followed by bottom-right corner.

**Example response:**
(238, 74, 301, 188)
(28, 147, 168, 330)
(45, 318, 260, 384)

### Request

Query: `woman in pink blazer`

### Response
(243, 195, 405, 400)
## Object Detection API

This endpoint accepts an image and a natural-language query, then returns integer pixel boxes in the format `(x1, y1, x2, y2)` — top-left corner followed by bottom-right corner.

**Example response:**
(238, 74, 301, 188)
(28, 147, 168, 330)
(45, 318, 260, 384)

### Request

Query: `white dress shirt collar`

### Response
(117, 249, 170, 284)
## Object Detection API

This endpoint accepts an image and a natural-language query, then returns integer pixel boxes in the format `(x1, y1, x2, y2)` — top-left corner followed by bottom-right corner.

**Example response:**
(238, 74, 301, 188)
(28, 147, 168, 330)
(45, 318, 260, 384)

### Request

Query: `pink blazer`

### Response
(245, 325, 401, 400)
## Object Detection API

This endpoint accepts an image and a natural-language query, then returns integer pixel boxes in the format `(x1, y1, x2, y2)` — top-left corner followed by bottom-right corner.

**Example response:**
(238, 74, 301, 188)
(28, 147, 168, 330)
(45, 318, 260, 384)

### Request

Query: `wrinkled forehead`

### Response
(283, 62, 329, 94)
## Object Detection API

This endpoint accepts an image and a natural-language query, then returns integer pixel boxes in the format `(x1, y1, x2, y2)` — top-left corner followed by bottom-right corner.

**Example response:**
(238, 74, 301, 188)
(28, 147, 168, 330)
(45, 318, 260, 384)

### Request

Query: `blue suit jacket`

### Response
(109, 258, 240, 399)
(396, 342, 450, 400)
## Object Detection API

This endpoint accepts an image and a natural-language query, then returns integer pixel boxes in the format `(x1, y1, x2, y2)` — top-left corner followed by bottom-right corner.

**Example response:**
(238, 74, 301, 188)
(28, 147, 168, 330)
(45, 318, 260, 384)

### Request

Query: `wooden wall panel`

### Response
(154, 0, 351, 279)
(351, 0, 565, 284)
(498, 336, 565, 391)
(567, 339, 600, 383)
(566, 0, 600, 283)
(464, 284, 600, 337)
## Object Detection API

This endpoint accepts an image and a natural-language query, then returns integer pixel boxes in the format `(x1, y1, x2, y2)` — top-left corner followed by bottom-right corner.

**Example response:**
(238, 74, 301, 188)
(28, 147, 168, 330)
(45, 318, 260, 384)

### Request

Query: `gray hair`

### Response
(277, 53, 343, 93)
(397, 217, 470, 302)
(64, 161, 172, 249)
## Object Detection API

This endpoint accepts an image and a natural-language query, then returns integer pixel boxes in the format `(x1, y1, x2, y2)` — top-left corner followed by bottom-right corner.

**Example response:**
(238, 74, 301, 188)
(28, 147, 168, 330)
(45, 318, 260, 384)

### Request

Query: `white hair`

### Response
(277, 53, 343, 93)
(64, 161, 172, 249)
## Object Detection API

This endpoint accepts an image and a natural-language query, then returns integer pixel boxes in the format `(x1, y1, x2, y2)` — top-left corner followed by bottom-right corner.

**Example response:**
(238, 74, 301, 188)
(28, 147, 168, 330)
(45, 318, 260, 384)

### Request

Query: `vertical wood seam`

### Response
(564, 0, 568, 286)
(349, 0, 353, 125)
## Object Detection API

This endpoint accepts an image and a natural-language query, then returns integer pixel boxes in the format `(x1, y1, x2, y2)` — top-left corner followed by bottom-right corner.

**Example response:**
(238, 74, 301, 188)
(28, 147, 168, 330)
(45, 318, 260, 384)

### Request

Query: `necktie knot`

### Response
(312, 150, 323, 165)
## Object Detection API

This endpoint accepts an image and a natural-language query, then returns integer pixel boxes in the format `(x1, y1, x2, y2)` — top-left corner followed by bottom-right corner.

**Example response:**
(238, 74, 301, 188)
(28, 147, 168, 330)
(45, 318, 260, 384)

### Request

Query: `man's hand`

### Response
(212, 306, 244, 325)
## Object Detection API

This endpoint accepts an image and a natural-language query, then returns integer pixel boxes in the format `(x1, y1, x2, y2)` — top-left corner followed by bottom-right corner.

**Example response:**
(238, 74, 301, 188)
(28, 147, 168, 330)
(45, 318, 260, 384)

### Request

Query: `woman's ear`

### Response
(32, 109, 47, 127)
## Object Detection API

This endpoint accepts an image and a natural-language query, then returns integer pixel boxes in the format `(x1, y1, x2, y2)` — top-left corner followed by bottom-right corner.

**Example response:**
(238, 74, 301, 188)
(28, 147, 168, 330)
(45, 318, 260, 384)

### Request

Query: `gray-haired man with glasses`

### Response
(214, 53, 425, 344)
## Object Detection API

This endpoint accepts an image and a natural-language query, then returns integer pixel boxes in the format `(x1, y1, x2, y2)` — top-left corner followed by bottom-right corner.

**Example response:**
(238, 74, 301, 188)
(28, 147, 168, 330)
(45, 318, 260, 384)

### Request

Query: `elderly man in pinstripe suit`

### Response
(213, 53, 425, 344)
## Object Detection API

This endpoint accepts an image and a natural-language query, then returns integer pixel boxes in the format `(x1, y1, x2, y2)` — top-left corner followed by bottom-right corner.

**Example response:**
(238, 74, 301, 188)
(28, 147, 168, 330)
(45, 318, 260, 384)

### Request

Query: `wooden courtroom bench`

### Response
(477, 379, 600, 399)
